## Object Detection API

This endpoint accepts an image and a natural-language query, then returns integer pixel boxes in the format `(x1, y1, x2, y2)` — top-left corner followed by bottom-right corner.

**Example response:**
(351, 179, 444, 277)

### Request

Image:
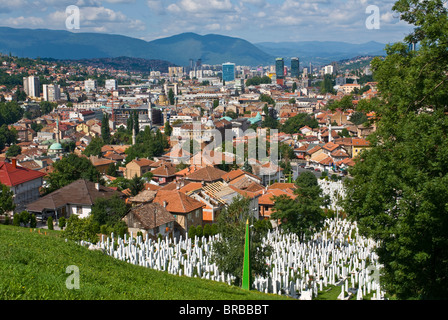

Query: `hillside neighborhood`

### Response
(0, 52, 375, 238)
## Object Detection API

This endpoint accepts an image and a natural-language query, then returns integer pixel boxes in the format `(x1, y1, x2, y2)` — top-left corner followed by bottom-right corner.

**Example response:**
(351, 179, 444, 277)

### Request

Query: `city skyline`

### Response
(0, 0, 417, 45)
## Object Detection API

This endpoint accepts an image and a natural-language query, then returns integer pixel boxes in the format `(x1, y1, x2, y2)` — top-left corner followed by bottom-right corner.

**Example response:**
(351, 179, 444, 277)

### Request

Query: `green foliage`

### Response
(13, 214, 20, 227)
(29, 214, 37, 228)
(45, 154, 102, 194)
(271, 172, 326, 241)
(225, 110, 238, 119)
(125, 128, 168, 163)
(101, 113, 111, 144)
(0, 124, 17, 151)
(164, 121, 173, 137)
(0, 101, 24, 126)
(62, 215, 99, 243)
(344, 0, 448, 300)
(350, 112, 369, 126)
(47, 217, 54, 230)
(168, 88, 175, 105)
(83, 137, 104, 157)
(281, 113, 318, 134)
(327, 95, 354, 112)
(39, 101, 57, 115)
(245, 76, 272, 86)
(212, 196, 272, 287)
(6, 144, 21, 158)
(58, 217, 66, 230)
(19, 211, 30, 226)
(188, 225, 196, 239)
(319, 74, 335, 94)
(0, 183, 16, 215)
(129, 176, 144, 197)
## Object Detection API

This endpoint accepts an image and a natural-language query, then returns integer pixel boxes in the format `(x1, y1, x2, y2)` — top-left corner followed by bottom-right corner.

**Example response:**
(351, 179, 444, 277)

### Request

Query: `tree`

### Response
(349, 111, 368, 126)
(45, 154, 102, 194)
(101, 113, 111, 144)
(82, 137, 104, 157)
(106, 162, 117, 177)
(168, 88, 175, 105)
(0, 124, 17, 150)
(164, 121, 173, 137)
(281, 113, 318, 134)
(213, 99, 219, 109)
(343, 0, 448, 299)
(211, 196, 272, 287)
(47, 216, 54, 230)
(91, 195, 129, 227)
(271, 171, 326, 242)
(6, 144, 21, 158)
(129, 175, 144, 197)
(0, 183, 16, 215)
(62, 215, 100, 243)
(292, 82, 297, 93)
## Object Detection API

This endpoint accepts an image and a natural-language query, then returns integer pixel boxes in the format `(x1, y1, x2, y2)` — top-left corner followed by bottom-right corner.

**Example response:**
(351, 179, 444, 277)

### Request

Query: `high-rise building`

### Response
(291, 57, 300, 78)
(23, 76, 40, 98)
(222, 62, 236, 82)
(105, 79, 117, 91)
(42, 84, 61, 102)
(84, 79, 97, 92)
(275, 58, 284, 79)
(275, 58, 285, 85)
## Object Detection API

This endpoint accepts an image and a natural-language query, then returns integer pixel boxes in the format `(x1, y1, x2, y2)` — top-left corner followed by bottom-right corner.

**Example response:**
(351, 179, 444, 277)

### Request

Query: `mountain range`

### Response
(0, 27, 386, 67)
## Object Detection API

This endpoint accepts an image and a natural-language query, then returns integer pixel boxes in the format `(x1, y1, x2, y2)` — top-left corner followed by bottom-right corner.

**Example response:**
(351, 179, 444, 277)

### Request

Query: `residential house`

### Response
(0, 158, 46, 212)
(124, 202, 175, 239)
(125, 158, 155, 179)
(26, 179, 122, 221)
(152, 190, 204, 239)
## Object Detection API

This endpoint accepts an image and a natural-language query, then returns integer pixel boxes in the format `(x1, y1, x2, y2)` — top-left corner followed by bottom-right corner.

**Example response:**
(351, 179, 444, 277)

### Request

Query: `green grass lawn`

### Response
(0, 225, 291, 300)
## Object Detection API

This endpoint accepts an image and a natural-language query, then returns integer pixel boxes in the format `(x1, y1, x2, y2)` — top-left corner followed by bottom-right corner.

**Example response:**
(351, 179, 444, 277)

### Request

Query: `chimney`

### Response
(95, 183, 100, 191)
(11, 157, 17, 168)
(163, 201, 167, 208)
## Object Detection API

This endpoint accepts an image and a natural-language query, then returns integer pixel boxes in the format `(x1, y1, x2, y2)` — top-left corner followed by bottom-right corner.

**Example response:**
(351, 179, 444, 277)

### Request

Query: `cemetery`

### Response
(80, 180, 386, 300)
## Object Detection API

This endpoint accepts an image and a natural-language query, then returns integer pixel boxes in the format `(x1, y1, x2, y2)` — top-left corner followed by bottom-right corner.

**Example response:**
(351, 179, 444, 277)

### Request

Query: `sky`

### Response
(0, 0, 415, 44)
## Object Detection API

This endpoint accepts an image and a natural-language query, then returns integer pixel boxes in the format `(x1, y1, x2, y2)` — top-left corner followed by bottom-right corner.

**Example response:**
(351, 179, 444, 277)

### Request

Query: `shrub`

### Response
(20, 211, 30, 226)
(59, 217, 66, 230)
(195, 225, 203, 238)
(47, 216, 54, 230)
(13, 213, 20, 226)
(203, 224, 212, 238)
(188, 225, 196, 239)
(30, 214, 37, 228)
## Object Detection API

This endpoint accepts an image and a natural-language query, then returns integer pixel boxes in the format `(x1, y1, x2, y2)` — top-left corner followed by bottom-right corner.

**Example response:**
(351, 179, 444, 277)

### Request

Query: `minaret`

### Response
(55, 116, 60, 144)
(329, 123, 332, 143)
(132, 125, 136, 146)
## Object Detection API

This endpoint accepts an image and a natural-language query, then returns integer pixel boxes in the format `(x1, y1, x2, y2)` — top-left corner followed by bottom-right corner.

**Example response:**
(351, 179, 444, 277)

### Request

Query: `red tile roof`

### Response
(0, 161, 46, 187)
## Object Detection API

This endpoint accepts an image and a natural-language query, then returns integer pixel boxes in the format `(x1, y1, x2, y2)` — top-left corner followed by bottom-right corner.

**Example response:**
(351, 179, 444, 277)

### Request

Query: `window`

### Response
(76, 206, 82, 214)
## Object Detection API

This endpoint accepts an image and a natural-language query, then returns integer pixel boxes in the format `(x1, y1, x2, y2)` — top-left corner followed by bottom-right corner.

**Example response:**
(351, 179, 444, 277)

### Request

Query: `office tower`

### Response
(23, 76, 40, 98)
(291, 57, 300, 78)
(84, 79, 97, 92)
(222, 62, 236, 82)
(275, 58, 285, 85)
(43, 84, 61, 102)
(105, 79, 117, 91)
(196, 59, 202, 69)
(275, 58, 284, 79)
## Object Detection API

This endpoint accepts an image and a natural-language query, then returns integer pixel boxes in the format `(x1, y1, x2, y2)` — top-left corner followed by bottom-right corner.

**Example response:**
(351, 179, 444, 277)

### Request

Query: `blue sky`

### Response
(0, 0, 414, 44)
